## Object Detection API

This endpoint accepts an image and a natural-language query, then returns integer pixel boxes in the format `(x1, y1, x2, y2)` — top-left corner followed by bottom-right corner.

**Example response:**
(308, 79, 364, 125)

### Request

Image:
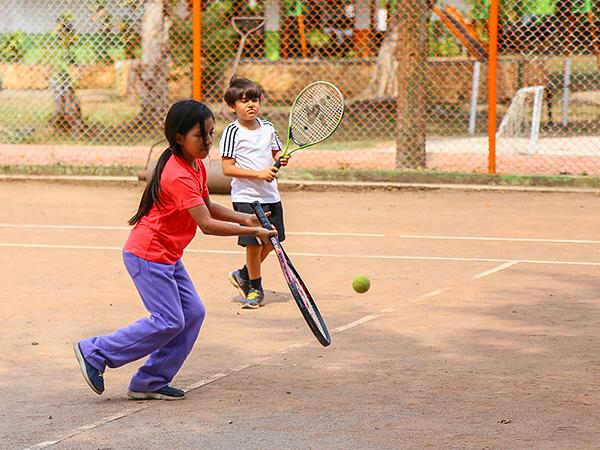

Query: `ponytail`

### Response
(128, 148, 172, 225)
(128, 99, 214, 226)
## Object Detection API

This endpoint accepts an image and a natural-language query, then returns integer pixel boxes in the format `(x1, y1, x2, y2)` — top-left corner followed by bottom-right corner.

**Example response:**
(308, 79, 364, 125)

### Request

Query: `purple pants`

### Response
(79, 251, 206, 392)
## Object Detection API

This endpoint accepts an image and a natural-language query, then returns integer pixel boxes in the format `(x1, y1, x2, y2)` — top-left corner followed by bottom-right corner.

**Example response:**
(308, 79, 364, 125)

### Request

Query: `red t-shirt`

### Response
(124, 154, 209, 264)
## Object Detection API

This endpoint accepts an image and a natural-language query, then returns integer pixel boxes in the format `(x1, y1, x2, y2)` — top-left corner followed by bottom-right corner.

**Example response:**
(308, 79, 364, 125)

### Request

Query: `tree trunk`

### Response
(50, 73, 84, 136)
(124, 0, 171, 132)
(395, 0, 428, 169)
(367, 14, 398, 99)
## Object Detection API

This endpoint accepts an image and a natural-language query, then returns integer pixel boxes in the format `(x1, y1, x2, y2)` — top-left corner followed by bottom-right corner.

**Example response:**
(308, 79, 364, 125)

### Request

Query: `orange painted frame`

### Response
(192, 0, 202, 100)
(487, 0, 499, 174)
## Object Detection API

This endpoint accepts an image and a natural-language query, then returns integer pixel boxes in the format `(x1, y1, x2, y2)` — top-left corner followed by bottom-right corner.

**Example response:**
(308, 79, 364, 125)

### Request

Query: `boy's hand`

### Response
(278, 155, 290, 167)
(257, 166, 279, 182)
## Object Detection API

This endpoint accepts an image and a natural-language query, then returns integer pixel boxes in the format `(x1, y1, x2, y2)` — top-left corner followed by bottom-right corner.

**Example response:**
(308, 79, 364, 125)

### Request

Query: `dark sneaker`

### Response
(245, 288, 265, 307)
(228, 270, 249, 297)
(73, 342, 104, 395)
(127, 385, 186, 401)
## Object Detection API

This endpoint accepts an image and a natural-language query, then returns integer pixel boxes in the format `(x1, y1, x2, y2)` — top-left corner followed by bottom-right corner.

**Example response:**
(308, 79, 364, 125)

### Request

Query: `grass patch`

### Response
(0, 164, 142, 176)
(2, 164, 598, 189)
(280, 168, 600, 188)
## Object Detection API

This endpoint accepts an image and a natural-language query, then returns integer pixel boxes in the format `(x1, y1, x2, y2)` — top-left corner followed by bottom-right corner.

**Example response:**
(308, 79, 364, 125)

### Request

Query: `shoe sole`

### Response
(127, 390, 185, 401)
(73, 342, 103, 395)
(241, 302, 260, 309)
(227, 272, 247, 298)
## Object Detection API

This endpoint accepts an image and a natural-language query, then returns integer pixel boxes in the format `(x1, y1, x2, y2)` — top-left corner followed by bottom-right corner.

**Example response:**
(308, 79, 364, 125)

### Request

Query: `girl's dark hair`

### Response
(128, 100, 214, 225)
(223, 75, 262, 106)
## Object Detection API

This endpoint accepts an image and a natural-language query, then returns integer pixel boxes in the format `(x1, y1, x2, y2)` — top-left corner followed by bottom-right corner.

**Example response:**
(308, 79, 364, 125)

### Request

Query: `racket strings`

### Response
(290, 84, 344, 146)
(285, 261, 328, 337)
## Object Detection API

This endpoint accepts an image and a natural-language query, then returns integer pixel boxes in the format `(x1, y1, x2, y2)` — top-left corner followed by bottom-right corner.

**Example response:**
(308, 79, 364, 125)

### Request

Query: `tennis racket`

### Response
(274, 81, 345, 169)
(251, 201, 331, 347)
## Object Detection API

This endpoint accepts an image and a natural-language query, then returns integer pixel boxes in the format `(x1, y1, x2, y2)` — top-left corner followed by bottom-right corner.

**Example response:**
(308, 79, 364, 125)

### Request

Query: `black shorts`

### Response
(233, 201, 286, 246)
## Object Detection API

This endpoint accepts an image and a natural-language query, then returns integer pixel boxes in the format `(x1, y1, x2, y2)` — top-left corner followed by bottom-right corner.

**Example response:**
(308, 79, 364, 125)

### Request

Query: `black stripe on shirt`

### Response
(221, 123, 239, 158)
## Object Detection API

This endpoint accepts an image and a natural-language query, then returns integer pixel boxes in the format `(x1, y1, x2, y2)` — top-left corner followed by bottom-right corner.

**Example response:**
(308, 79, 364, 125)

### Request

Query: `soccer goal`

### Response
(496, 85, 545, 155)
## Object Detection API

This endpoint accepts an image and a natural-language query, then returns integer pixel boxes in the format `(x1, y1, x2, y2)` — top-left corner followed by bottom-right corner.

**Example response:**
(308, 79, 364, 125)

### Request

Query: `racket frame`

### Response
(274, 81, 344, 168)
(251, 201, 331, 347)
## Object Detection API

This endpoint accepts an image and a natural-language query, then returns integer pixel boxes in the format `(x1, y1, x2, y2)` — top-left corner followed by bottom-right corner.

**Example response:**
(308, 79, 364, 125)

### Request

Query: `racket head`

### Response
(285, 81, 344, 154)
(250, 201, 331, 347)
(279, 246, 331, 346)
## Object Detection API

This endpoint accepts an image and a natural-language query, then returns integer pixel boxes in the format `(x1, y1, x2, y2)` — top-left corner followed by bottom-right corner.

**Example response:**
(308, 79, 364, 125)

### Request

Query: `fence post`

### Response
(192, 0, 202, 101)
(487, 0, 499, 174)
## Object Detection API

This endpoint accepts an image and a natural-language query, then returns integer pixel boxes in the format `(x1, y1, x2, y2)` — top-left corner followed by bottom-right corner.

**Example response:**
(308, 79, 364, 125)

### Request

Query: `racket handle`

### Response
(273, 157, 282, 169)
(250, 201, 273, 230)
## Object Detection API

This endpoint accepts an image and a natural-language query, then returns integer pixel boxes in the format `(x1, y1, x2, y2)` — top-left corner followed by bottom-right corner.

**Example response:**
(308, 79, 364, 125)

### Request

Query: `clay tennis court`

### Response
(1, 181, 599, 449)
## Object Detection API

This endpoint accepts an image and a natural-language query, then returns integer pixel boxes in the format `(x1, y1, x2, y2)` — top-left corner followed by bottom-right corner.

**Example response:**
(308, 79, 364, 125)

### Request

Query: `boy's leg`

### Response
(242, 245, 263, 308)
(79, 252, 184, 375)
(246, 244, 263, 280)
(129, 260, 206, 393)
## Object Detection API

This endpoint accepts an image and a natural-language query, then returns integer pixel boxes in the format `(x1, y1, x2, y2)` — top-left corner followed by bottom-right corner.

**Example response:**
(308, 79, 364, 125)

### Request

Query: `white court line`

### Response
(2, 243, 599, 266)
(397, 235, 600, 244)
(418, 289, 446, 299)
(0, 224, 383, 238)
(331, 314, 381, 333)
(473, 261, 520, 279)
(1, 224, 598, 244)
(0, 224, 131, 230)
(24, 311, 384, 449)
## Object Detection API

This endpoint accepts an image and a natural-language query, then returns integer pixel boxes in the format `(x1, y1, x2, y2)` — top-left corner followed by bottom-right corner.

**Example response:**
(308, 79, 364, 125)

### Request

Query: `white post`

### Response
(468, 61, 481, 135)
(354, 0, 371, 29)
(561, 57, 571, 126)
(529, 86, 544, 154)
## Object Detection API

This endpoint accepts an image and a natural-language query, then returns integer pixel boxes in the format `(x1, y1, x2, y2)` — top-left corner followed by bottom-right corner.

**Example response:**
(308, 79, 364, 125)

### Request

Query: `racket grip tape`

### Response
(273, 157, 282, 169)
(250, 201, 273, 230)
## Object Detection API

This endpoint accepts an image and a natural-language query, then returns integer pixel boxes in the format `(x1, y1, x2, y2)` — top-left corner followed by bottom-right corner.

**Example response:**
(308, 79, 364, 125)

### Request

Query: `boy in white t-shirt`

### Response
(220, 76, 289, 309)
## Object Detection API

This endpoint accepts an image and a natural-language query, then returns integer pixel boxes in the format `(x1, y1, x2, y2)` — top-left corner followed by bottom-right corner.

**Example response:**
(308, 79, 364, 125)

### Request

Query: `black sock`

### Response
(240, 265, 249, 280)
(249, 277, 262, 290)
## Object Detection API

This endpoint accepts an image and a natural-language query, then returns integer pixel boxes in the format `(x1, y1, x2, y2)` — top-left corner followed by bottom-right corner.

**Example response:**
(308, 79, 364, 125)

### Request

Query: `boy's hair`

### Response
(223, 76, 262, 106)
(128, 99, 214, 226)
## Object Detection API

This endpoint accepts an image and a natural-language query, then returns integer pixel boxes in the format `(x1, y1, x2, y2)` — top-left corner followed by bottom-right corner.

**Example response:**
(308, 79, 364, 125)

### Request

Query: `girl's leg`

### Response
(79, 252, 184, 373)
(129, 260, 205, 392)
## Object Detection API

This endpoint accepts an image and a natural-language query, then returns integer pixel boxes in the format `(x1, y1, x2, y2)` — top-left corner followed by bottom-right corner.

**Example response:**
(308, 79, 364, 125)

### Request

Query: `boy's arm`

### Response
(222, 157, 279, 182)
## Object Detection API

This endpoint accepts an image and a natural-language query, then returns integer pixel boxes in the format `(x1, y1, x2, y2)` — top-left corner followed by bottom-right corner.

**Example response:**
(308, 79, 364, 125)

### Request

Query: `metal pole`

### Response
(468, 61, 481, 135)
(192, 0, 202, 100)
(487, 0, 499, 174)
(561, 57, 571, 126)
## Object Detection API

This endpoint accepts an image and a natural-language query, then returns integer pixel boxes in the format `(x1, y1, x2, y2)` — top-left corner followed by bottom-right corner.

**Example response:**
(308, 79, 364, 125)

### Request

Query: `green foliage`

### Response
(0, 32, 27, 62)
(429, 20, 462, 57)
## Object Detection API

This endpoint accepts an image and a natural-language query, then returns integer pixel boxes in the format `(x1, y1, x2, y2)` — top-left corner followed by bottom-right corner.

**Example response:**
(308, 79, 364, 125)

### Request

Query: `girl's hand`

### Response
(258, 167, 279, 182)
(243, 211, 270, 228)
(255, 227, 277, 245)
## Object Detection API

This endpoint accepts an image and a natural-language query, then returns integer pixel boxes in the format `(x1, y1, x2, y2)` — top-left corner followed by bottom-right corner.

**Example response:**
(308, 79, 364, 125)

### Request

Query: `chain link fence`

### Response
(0, 0, 598, 176)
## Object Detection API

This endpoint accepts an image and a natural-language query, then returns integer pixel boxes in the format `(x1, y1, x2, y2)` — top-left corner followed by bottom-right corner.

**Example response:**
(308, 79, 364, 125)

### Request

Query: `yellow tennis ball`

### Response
(352, 275, 370, 294)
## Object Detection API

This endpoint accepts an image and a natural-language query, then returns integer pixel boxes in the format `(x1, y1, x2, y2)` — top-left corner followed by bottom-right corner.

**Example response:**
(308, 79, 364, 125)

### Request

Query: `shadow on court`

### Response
(0, 181, 599, 449)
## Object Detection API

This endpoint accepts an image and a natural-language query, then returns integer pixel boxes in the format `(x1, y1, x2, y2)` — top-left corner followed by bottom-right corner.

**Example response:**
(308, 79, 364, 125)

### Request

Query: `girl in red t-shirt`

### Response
(73, 100, 276, 400)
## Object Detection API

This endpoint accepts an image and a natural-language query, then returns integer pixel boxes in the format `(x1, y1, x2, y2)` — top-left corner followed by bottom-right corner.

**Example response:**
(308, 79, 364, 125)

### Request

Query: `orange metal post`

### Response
(192, 0, 202, 100)
(297, 15, 309, 58)
(487, 0, 499, 174)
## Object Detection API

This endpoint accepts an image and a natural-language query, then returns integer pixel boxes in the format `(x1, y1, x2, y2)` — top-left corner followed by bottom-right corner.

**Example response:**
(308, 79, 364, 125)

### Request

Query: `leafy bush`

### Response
(0, 32, 27, 62)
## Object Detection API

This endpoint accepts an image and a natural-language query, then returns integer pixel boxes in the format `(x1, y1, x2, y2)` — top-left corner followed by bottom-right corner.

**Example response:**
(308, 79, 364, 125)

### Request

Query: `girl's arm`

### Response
(187, 203, 275, 243)
(203, 195, 262, 227)
(222, 157, 279, 182)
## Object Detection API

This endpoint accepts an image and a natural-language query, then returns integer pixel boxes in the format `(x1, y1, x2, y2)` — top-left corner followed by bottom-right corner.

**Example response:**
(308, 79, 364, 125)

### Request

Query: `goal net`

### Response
(496, 86, 545, 155)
